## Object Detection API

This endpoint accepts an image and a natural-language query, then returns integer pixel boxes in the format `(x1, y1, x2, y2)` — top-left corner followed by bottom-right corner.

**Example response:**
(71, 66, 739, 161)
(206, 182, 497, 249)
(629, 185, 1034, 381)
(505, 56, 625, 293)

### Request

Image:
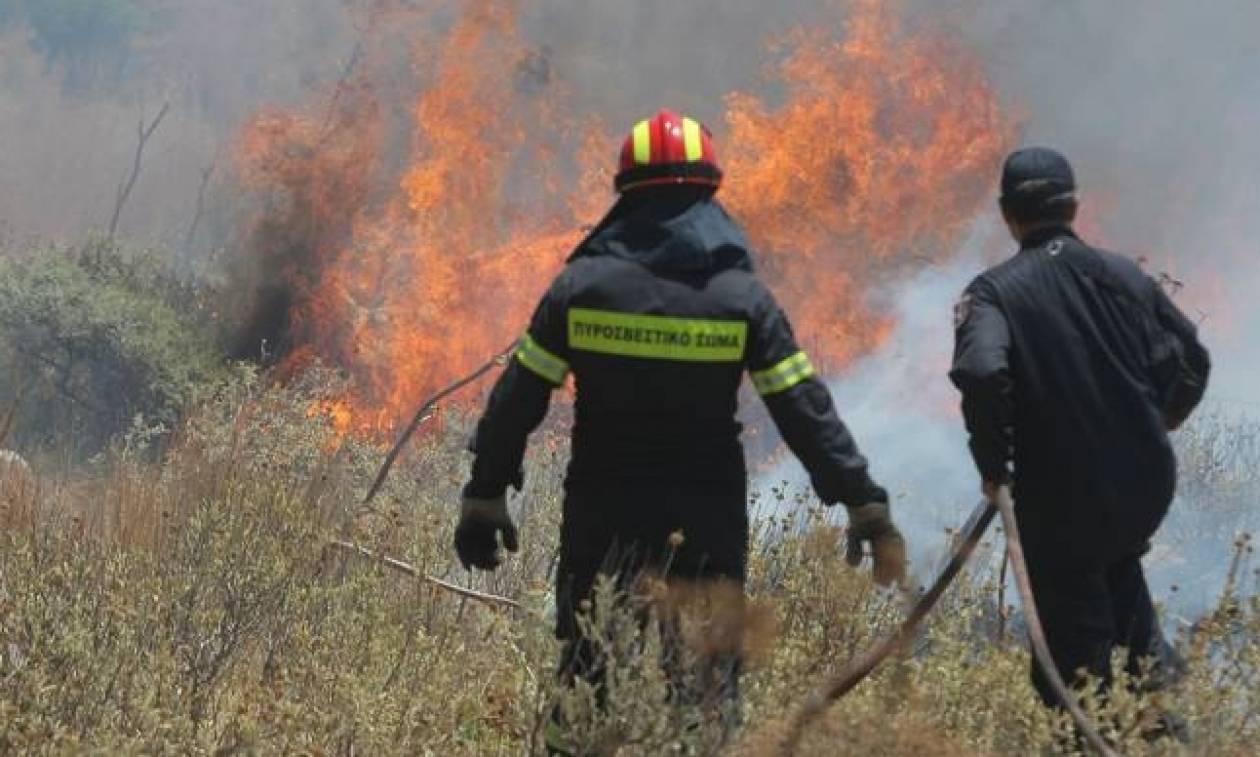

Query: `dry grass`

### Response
(0, 371, 1256, 755)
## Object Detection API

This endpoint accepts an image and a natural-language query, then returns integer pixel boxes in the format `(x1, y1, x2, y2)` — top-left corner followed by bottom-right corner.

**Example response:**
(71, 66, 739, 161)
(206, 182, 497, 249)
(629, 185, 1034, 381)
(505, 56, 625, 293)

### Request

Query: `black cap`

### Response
(1000, 147, 1076, 204)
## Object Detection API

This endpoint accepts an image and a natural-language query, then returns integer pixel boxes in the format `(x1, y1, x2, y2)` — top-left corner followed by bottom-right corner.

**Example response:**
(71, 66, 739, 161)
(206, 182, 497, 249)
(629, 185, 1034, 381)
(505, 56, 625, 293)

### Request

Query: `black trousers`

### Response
(550, 478, 748, 739)
(1023, 543, 1185, 708)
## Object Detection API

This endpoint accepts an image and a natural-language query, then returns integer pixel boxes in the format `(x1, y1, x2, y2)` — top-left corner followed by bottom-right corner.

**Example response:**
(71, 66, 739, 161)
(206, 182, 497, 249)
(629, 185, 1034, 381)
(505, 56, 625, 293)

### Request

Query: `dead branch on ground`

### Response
(327, 539, 523, 610)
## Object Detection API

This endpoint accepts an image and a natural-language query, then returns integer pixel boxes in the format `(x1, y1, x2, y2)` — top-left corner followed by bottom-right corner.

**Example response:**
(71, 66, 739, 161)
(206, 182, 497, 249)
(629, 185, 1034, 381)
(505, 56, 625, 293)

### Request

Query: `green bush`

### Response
(0, 239, 227, 454)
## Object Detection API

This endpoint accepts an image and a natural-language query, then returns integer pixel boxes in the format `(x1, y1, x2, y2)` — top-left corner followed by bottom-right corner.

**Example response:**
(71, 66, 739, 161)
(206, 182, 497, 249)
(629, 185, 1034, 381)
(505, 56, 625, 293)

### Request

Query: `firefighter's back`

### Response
(460, 109, 898, 596)
(559, 195, 763, 487)
(986, 231, 1176, 552)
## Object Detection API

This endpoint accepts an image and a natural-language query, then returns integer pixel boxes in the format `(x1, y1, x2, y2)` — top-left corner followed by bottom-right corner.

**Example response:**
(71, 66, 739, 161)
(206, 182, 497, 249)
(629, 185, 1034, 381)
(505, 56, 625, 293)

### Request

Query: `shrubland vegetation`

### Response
(0, 240, 224, 455)
(0, 242, 1256, 755)
(0, 4, 1255, 753)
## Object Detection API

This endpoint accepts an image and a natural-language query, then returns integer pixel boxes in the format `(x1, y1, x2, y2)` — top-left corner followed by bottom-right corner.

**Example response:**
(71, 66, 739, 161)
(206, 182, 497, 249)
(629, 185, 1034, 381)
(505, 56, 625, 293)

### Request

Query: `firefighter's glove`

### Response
(454, 495, 519, 571)
(844, 502, 907, 587)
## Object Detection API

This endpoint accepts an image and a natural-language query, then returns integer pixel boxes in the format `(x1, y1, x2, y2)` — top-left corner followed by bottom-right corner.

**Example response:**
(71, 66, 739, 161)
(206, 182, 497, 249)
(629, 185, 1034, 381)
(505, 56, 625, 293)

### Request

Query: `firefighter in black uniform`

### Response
(454, 110, 905, 744)
(951, 147, 1211, 731)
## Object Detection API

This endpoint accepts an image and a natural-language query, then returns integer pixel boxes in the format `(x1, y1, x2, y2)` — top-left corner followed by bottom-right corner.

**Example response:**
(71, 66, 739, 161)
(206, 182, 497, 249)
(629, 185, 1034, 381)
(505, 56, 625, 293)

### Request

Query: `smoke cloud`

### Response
(947, 0, 1260, 403)
(0, 1, 353, 250)
(756, 0, 1260, 621)
(0, 0, 1253, 615)
(767, 219, 1258, 621)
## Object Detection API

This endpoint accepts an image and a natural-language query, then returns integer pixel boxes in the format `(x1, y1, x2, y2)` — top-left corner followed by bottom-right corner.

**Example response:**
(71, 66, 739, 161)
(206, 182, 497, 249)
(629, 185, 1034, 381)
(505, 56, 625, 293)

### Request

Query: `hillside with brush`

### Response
(1, 1, 1258, 754)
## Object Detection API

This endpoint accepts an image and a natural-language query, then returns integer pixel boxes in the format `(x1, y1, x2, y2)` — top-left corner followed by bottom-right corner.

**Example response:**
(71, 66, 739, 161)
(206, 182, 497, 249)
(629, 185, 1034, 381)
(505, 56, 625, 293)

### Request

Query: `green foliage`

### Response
(0, 375, 1255, 754)
(0, 239, 227, 453)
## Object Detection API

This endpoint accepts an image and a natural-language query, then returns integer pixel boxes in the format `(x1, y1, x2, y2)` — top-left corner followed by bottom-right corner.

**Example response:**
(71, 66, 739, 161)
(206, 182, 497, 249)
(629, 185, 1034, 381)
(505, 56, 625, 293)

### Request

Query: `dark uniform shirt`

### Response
(466, 189, 885, 511)
(950, 226, 1210, 560)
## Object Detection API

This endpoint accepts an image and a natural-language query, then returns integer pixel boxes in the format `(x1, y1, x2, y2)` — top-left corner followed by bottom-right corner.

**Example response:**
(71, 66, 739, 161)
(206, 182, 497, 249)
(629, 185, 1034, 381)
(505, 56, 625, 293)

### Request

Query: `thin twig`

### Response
(362, 344, 514, 505)
(184, 149, 219, 253)
(328, 539, 522, 610)
(319, 39, 366, 142)
(109, 102, 171, 239)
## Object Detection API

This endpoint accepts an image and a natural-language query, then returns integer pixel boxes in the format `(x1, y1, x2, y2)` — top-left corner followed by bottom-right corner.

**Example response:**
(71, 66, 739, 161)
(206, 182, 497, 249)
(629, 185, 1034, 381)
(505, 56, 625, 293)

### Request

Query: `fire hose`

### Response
(994, 486, 1119, 757)
(779, 485, 1119, 757)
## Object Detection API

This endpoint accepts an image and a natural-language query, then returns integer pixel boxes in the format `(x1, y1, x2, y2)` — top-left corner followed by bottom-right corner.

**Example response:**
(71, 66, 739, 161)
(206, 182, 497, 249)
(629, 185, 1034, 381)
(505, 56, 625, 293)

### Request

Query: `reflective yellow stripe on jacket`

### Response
(750, 351, 816, 395)
(515, 334, 569, 385)
(568, 308, 747, 362)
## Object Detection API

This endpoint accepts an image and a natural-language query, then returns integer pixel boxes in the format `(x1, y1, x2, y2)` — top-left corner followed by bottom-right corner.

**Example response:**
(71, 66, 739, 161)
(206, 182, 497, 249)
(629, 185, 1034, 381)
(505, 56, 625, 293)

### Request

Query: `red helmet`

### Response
(614, 109, 722, 194)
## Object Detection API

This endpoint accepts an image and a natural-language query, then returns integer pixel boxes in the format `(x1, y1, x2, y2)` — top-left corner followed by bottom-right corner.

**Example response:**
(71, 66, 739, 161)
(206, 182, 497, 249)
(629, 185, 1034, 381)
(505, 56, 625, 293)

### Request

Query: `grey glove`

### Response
(454, 495, 519, 571)
(845, 501, 907, 587)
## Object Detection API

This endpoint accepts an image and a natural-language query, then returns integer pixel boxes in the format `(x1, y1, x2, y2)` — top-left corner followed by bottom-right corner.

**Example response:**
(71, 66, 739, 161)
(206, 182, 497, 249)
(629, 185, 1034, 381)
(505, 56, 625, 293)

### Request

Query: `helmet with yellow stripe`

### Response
(614, 109, 722, 194)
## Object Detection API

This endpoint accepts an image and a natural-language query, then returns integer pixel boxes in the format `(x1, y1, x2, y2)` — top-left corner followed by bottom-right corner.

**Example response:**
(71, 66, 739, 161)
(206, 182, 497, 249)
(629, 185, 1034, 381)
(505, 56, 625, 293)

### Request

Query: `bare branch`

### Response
(362, 345, 512, 505)
(997, 550, 1010, 641)
(184, 149, 219, 253)
(319, 39, 366, 142)
(108, 102, 172, 239)
(327, 540, 524, 610)
(771, 490, 1119, 756)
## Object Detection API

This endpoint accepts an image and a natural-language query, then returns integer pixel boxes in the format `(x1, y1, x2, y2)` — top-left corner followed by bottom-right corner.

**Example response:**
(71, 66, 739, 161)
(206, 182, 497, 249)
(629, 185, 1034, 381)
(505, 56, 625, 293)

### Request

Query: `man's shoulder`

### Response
(967, 254, 1027, 295)
(976, 235, 1143, 284)
(1090, 243, 1147, 279)
(983, 255, 1024, 278)
(1062, 238, 1154, 296)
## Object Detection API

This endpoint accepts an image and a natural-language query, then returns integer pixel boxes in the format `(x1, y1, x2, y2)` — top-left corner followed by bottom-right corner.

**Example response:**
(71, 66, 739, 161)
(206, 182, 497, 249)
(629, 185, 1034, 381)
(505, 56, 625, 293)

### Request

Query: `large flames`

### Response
(723, 0, 1011, 366)
(236, 0, 1012, 435)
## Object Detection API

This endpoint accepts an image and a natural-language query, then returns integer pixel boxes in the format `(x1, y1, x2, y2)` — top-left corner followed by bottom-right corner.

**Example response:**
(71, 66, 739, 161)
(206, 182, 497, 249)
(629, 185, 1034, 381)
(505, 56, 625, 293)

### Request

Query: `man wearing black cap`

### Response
(949, 147, 1210, 732)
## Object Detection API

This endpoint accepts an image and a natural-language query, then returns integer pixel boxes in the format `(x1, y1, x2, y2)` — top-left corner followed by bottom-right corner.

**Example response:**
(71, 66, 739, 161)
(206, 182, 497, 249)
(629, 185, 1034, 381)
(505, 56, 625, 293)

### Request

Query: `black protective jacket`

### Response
(466, 189, 885, 510)
(950, 226, 1210, 559)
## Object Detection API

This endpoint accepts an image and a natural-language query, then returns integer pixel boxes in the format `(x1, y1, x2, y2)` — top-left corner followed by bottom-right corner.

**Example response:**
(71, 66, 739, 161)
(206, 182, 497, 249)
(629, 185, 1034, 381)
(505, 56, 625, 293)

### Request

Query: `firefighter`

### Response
(455, 109, 905, 747)
(950, 147, 1210, 736)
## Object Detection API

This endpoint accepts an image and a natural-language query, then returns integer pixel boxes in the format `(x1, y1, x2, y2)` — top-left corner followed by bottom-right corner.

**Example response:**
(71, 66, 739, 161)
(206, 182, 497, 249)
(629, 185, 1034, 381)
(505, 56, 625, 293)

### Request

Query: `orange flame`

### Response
(237, 0, 1013, 436)
(724, 0, 1011, 367)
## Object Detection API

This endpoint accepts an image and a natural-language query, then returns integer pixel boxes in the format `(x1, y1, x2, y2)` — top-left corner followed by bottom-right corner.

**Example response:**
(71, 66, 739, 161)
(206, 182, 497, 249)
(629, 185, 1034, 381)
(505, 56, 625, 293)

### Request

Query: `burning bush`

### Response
(227, 0, 1011, 435)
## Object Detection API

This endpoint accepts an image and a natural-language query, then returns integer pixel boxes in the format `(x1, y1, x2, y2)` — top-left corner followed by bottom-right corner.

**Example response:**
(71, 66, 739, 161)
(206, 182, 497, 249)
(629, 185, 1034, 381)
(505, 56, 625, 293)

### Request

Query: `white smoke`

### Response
(821, 223, 997, 574)
(759, 213, 1257, 622)
(749, 0, 1260, 624)
(755, 217, 996, 581)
